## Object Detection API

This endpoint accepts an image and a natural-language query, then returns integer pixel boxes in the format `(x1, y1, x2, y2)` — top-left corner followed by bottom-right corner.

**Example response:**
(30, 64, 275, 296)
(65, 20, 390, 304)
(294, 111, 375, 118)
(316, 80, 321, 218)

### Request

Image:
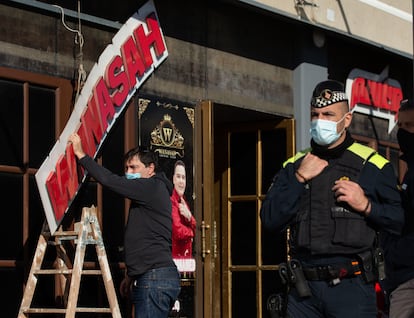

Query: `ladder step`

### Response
(23, 308, 67, 314)
(33, 269, 102, 275)
(24, 307, 112, 313)
(18, 207, 121, 317)
(76, 308, 113, 313)
(53, 230, 79, 236)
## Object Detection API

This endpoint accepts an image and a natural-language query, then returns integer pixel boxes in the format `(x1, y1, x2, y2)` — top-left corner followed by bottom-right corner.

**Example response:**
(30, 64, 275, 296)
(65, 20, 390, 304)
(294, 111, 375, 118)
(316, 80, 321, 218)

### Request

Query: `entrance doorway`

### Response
(195, 101, 295, 317)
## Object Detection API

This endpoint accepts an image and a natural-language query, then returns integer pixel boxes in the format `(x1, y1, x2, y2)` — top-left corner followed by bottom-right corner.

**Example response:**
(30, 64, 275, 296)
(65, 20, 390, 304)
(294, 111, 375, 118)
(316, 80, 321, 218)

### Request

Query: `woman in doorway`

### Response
(171, 160, 196, 259)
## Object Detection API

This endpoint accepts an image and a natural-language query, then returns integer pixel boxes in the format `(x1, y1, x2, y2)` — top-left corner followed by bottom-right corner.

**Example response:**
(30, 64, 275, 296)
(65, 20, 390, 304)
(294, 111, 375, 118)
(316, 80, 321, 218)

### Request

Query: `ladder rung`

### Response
(76, 307, 112, 313)
(53, 230, 79, 236)
(82, 269, 102, 275)
(23, 308, 66, 314)
(23, 307, 112, 313)
(33, 269, 102, 275)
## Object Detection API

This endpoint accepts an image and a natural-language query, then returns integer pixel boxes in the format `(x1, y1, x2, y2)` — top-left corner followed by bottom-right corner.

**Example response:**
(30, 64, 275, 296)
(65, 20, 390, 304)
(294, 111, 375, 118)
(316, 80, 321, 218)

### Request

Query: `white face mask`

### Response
(310, 114, 347, 146)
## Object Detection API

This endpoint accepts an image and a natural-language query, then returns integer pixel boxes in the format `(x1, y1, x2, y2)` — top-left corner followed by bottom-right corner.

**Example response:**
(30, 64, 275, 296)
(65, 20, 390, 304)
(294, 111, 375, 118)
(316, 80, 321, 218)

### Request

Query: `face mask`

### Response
(310, 114, 347, 146)
(125, 172, 141, 179)
(397, 128, 414, 159)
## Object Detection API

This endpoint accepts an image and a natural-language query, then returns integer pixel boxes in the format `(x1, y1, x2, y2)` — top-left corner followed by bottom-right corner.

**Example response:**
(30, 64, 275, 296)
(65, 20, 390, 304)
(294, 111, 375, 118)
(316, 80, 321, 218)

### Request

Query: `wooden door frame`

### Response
(194, 100, 217, 318)
(194, 99, 296, 317)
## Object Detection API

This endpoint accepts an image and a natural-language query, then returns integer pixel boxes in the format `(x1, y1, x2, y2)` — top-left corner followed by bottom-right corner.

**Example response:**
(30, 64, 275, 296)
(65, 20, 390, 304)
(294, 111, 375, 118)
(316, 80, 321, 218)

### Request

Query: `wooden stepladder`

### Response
(18, 206, 121, 318)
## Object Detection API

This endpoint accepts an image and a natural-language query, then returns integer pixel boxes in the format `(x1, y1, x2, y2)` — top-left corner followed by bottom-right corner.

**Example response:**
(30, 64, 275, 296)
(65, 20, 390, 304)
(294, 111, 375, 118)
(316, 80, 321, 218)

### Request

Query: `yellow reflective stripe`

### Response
(283, 148, 312, 167)
(348, 143, 375, 160)
(347, 143, 388, 169)
(367, 153, 388, 169)
(282, 143, 388, 169)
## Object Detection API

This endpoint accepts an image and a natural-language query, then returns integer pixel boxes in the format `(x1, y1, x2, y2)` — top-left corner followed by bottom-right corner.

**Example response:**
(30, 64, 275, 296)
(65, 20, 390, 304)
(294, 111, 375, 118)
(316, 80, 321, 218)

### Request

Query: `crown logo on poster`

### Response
(151, 114, 185, 158)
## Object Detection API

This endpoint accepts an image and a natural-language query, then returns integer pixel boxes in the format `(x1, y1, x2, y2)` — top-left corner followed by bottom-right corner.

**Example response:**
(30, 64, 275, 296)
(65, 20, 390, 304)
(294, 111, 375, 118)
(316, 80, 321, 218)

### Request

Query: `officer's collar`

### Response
(311, 131, 354, 160)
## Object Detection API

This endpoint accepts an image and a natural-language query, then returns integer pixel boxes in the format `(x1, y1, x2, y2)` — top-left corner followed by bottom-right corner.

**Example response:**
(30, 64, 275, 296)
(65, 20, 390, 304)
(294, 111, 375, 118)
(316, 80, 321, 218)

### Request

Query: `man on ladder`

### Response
(69, 133, 181, 318)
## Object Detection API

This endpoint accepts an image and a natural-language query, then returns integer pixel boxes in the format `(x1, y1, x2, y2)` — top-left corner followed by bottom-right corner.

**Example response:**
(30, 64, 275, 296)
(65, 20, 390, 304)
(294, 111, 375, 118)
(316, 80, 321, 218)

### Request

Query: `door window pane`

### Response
(29, 85, 55, 168)
(28, 175, 46, 254)
(261, 129, 287, 193)
(231, 201, 256, 265)
(0, 268, 21, 318)
(0, 79, 23, 166)
(0, 173, 23, 259)
(232, 271, 256, 318)
(230, 132, 256, 195)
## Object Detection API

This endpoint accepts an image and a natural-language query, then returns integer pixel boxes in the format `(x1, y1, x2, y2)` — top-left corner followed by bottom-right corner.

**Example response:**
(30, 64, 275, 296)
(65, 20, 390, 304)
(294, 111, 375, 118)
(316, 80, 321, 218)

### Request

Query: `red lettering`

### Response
(55, 146, 78, 204)
(77, 123, 93, 158)
(46, 171, 66, 221)
(45, 147, 79, 222)
(350, 77, 402, 113)
(134, 13, 166, 68)
(381, 84, 402, 113)
(94, 77, 115, 131)
(120, 36, 146, 88)
(351, 78, 371, 108)
(65, 144, 79, 198)
(79, 97, 104, 156)
(105, 55, 131, 107)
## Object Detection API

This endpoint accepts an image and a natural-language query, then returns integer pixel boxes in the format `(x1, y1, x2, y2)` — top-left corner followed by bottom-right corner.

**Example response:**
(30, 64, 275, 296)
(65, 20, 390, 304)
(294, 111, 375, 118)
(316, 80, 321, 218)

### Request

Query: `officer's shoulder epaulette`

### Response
(283, 148, 312, 168)
(347, 142, 388, 169)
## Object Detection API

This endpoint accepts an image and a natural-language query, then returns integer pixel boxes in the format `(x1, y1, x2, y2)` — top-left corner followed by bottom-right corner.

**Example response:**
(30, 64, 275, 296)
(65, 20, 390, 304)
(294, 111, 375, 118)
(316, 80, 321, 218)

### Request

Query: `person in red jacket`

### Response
(171, 160, 196, 259)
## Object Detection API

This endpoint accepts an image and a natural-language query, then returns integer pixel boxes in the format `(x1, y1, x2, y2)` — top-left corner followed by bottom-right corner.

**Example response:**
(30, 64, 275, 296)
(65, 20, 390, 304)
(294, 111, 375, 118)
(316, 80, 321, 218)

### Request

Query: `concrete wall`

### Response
(240, 0, 413, 56)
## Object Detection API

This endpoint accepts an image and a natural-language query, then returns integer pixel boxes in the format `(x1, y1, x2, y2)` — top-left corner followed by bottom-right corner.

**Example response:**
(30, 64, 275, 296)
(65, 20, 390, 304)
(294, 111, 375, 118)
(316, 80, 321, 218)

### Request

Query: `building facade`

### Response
(0, 0, 412, 317)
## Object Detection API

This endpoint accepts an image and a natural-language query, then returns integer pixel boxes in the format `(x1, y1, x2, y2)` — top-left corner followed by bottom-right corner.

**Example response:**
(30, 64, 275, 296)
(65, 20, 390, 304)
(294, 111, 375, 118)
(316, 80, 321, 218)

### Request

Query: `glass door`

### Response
(220, 119, 295, 318)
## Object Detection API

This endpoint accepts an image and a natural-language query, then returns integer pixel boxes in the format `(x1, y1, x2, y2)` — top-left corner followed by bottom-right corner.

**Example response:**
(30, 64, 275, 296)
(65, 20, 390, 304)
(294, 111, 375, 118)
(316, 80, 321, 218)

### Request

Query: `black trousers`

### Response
(287, 276, 377, 318)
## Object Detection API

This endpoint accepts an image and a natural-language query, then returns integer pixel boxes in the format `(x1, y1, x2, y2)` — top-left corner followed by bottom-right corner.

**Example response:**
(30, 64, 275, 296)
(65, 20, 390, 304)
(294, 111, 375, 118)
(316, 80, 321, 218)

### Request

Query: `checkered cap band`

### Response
(311, 89, 348, 108)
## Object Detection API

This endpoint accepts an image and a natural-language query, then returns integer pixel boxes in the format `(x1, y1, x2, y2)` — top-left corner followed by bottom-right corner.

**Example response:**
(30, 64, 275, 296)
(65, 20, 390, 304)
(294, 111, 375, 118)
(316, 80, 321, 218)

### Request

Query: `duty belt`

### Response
(302, 260, 361, 282)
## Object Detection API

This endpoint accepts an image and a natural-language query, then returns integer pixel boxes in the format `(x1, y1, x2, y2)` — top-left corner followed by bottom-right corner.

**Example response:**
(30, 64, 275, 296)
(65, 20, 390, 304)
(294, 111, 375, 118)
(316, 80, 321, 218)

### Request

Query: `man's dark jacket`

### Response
(79, 155, 176, 277)
(382, 159, 414, 293)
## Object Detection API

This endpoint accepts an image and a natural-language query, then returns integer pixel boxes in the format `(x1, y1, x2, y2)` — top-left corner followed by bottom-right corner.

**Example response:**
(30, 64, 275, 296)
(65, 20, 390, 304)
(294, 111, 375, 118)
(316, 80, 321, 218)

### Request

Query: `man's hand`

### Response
(68, 133, 86, 159)
(332, 180, 371, 215)
(119, 276, 132, 298)
(296, 153, 328, 182)
(179, 202, 192, 221)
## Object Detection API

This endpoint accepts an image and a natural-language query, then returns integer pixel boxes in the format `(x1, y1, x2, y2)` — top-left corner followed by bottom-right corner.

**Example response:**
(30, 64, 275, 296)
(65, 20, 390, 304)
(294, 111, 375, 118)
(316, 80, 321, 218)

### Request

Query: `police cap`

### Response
(311, 80, 348, 108)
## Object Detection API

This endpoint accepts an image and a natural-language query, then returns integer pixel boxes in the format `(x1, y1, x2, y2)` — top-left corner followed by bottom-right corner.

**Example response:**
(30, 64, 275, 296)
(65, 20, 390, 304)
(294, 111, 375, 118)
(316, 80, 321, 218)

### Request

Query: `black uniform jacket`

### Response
(382, 158, 414, 293)
(261, 133, 404, 259)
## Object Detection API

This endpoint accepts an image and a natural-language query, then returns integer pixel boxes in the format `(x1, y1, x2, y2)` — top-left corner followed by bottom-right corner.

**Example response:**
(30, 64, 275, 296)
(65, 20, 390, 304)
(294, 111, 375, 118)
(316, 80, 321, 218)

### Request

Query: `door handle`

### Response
(201, 221, 211, 259)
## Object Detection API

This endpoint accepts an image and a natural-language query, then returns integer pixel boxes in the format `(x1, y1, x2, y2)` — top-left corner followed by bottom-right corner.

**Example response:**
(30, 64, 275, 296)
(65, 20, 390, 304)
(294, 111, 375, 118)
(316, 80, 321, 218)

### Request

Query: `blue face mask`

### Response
(125, 172, 141, 179)
(310, 115, 346, 146)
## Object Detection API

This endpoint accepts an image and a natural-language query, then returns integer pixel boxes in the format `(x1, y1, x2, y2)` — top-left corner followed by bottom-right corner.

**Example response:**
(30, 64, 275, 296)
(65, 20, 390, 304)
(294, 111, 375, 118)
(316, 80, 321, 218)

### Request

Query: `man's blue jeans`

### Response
(131, 267, 181, 318)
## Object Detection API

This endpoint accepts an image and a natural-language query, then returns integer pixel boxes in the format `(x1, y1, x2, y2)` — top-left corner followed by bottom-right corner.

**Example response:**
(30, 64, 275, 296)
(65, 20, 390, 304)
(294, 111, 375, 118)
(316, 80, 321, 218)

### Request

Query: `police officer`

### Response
(261, 80, 404, 318)
(382, 99, 414, 318)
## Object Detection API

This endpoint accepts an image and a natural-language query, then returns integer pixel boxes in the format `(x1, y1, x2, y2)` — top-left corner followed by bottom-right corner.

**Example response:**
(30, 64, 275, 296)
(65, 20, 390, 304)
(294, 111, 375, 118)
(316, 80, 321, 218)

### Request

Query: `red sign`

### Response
(346, 68, 403, 133)
(35, 0, 168, 234)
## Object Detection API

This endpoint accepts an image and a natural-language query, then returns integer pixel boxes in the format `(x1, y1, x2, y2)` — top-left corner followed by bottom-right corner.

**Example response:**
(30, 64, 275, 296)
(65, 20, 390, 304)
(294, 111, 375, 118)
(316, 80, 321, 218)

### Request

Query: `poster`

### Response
(138, 95, 195, 318)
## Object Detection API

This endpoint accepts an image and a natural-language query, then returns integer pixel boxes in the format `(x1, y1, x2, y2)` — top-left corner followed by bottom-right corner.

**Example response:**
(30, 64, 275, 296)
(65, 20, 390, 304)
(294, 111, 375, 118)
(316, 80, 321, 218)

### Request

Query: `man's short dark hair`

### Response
(124, 146, 159, 170)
